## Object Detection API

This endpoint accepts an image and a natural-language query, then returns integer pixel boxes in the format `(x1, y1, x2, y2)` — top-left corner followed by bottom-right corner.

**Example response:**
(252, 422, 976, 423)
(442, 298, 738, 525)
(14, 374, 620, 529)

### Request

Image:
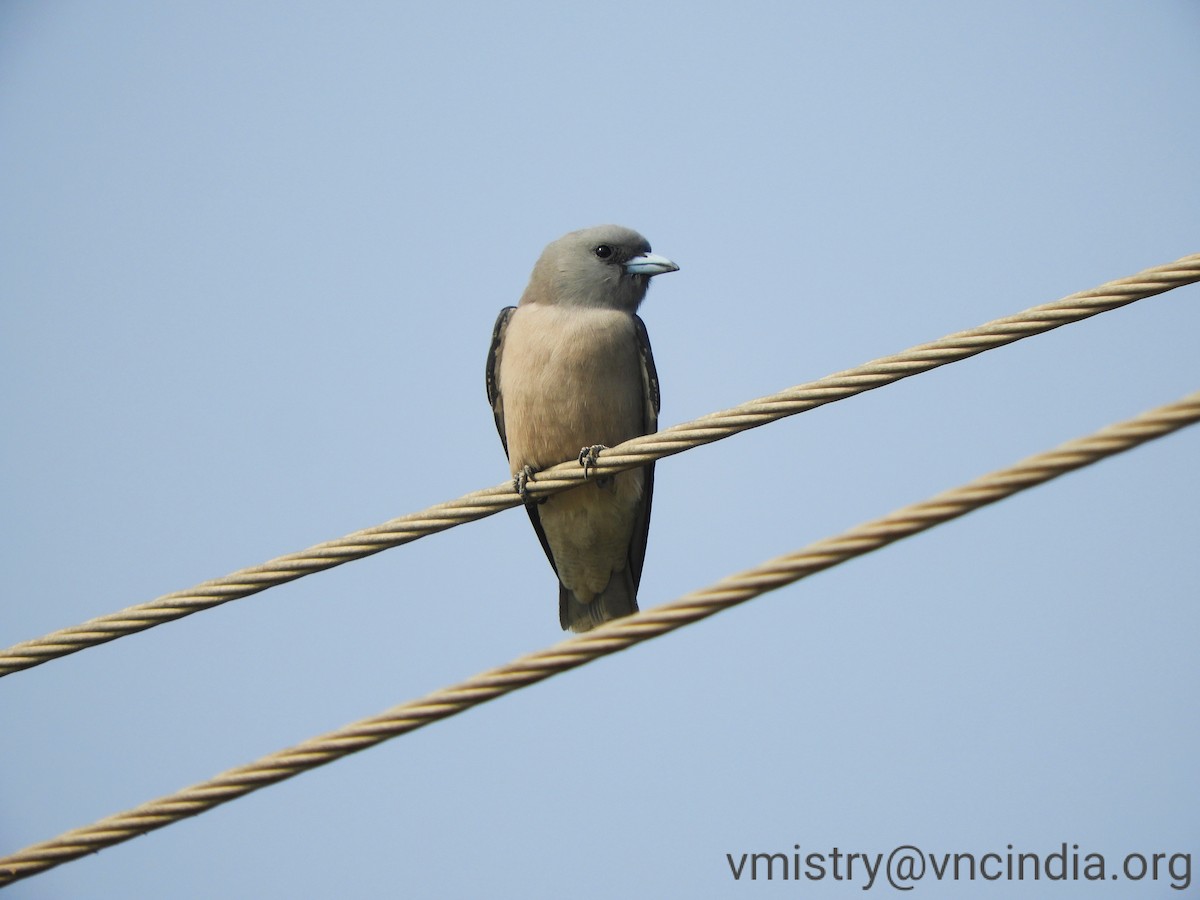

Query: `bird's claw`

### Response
(514, 465, 543, 504)
(578, 444, 608, 479)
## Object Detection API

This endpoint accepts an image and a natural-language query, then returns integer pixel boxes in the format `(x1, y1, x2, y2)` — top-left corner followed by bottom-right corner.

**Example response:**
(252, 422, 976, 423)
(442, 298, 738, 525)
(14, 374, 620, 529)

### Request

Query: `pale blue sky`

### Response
(2, 2, 1198, 897)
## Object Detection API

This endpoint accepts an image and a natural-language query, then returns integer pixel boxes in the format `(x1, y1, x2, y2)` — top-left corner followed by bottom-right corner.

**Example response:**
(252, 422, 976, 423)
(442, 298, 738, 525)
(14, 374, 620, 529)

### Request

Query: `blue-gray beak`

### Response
(624, 252, 679, 276)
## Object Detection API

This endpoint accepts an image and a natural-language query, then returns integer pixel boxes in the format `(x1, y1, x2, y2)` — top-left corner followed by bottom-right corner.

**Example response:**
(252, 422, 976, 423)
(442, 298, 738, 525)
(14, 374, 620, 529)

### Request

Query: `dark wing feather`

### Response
(524, 503, 560, 578)
(627, 314, 660, 590)
(486, 305, 560, 576)
(485, 306, 516, 457)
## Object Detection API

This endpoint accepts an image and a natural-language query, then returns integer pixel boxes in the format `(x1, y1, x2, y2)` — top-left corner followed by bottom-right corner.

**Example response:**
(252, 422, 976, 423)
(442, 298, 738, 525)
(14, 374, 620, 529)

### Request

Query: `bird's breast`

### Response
(499, 305, 645, 472)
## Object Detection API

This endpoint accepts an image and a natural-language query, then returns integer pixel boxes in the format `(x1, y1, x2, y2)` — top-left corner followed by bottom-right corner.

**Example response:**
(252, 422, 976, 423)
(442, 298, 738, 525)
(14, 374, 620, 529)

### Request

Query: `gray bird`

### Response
(486, 225, 679, 631)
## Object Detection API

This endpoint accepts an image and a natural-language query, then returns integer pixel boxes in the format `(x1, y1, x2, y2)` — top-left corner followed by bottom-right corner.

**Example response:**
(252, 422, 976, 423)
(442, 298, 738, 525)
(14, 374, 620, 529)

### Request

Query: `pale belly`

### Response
(498, 304, 645, 473)
(498, 303, 649, 600)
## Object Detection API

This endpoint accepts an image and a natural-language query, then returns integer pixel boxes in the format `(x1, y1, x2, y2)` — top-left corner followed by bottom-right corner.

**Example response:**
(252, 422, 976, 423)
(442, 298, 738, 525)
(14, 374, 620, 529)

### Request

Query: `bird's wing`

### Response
(628, 313, 659, 590)
(485, 306, 516, 457)
(486, 304, 561, 576)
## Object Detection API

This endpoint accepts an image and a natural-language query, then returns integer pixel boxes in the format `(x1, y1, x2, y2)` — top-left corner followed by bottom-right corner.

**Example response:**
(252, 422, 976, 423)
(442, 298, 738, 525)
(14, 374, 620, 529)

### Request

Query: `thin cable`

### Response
(1, 252, 1196, 678)
(2, 390, 1196, 887)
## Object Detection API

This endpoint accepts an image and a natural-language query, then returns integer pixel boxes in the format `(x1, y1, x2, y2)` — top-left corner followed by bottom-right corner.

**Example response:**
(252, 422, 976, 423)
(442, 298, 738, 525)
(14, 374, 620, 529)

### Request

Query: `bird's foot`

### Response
(578, 445, 608, 479)
(513, 465, 543, 504)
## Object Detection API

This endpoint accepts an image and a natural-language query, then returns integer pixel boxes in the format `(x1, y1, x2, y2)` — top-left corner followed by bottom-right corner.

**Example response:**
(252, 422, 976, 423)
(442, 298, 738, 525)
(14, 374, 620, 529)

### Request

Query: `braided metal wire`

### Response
(1, 252, 1196, 678)
(2, 390, 1197, 886)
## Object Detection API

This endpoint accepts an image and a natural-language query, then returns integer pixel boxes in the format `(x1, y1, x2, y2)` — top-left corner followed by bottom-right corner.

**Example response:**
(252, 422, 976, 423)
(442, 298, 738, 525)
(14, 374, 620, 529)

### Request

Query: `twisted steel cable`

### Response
(1, 252, 1196, 678)
(1, 389, 1197, 887)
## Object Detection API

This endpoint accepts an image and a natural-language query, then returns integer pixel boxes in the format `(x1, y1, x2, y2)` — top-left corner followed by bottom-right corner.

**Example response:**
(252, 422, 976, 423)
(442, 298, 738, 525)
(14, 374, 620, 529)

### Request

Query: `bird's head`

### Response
(521, 224, 678, 312)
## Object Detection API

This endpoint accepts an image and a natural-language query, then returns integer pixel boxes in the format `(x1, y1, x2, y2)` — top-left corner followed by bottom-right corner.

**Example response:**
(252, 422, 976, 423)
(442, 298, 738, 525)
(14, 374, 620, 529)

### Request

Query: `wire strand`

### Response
(1, 253, 1196, 679)
(2, 389, 1196, 887)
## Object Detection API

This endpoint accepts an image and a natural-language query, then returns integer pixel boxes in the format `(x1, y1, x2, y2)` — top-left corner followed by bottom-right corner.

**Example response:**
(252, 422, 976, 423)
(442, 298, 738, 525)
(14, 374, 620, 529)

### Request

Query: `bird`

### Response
(486, 225, 678, 632)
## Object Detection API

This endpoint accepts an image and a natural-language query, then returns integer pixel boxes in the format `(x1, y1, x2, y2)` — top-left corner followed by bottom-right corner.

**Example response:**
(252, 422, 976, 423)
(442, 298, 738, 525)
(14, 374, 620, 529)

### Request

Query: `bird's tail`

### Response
(559, 568, 638, 633)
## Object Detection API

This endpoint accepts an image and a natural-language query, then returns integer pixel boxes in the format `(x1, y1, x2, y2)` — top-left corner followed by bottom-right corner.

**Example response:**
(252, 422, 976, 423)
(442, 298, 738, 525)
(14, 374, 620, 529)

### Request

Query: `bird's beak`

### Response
(624, 252, 680, 276)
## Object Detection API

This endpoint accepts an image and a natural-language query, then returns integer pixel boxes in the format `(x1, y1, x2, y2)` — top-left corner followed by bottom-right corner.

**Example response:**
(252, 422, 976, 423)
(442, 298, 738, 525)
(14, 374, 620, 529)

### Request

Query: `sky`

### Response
(1, 2, 1198, 898)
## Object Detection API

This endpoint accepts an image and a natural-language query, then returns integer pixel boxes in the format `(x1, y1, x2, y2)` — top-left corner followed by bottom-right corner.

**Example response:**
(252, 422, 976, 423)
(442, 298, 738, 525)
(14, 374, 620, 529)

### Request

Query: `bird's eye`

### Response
(593, 244, 614, 260)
